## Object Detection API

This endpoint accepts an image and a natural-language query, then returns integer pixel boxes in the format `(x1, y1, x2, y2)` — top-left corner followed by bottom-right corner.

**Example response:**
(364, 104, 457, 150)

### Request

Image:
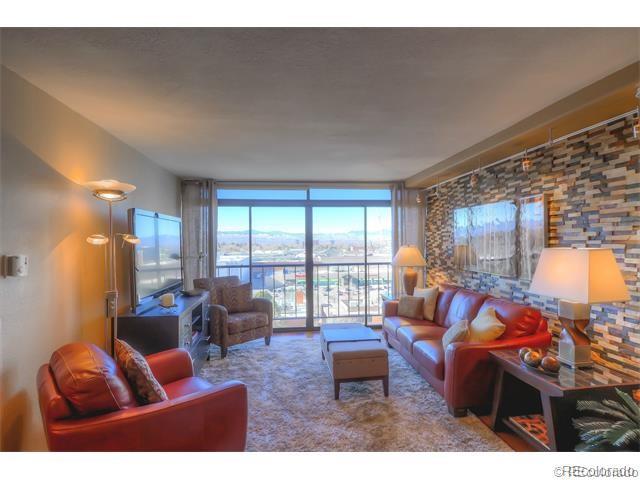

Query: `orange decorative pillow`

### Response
(222, 282, 253, 313)
(115, 339, 168, 404)
(397, 295, 424, 320)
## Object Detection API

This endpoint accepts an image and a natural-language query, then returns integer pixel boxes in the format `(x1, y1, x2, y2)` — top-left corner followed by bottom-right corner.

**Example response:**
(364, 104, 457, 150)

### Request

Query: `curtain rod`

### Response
(214, 181, 397, 189)
(421, 108, 639, 192)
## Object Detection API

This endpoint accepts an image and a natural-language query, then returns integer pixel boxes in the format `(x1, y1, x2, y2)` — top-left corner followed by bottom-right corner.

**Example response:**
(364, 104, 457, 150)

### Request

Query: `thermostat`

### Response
(7, 255, 29, 277)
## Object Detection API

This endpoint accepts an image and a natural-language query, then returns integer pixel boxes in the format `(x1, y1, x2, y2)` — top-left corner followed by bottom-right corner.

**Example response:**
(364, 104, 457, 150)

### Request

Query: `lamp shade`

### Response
(392, 245, 427, 267)
(85, 179, 136, 202)
(529, 248, 630, 304)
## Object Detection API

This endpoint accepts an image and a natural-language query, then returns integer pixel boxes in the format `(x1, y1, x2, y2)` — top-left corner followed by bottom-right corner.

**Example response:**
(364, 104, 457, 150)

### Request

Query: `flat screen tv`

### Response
(128, 208, 183, 307)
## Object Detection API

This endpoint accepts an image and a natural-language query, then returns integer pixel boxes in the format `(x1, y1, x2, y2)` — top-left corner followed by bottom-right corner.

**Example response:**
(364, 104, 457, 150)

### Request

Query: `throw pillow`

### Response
(114, 339, 168, 404)
(468, 307, 506, 342)
(222, 282, 253, 313)
(413, 286, 439, 321)
(397, 295, 424, 320)
(442, 319, 469, 349)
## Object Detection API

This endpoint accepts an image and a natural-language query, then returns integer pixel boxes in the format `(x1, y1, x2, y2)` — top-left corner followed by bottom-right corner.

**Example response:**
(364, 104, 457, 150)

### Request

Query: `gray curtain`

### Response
(391, 182, 426, 296)
(181, 180, 217, 289)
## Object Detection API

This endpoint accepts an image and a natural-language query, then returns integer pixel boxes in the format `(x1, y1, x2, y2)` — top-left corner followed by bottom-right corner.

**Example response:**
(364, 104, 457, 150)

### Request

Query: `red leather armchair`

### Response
(37, 343, 248, 451)
(383, 285, 552, 416)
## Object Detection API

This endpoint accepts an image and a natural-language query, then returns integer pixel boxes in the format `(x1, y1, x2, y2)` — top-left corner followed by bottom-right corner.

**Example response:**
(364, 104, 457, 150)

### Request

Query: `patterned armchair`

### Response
(193, 276, 273, 358)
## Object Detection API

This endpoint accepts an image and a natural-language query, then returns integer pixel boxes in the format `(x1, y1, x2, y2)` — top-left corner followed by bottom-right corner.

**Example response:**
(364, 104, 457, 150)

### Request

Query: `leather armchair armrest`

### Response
(145, 348, 194, 386)
(383, 300, 399, 317)
(444, 331, 552, 411)
(46, 381, 248, 452)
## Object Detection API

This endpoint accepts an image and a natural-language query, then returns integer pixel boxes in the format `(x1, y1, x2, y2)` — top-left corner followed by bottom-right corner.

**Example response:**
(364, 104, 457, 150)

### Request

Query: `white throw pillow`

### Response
(442, 320, 469, 349)
(468, 307, 506, 342)
(413, 286, 439, 321)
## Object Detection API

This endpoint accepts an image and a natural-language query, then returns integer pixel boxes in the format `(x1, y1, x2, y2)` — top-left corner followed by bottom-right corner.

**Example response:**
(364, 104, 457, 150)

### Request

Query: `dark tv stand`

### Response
(118, 291, 210, 374)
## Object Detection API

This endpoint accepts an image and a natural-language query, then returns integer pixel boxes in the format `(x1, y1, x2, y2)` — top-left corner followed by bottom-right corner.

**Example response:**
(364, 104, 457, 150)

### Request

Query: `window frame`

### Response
(216, 187, 392, 331)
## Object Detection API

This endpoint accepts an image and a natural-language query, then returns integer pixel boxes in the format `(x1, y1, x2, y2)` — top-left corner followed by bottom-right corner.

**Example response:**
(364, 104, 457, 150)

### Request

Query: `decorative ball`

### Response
(541, 355, 560, 373)
(524, 350, 542, 368)
(519, 347, 532, 362)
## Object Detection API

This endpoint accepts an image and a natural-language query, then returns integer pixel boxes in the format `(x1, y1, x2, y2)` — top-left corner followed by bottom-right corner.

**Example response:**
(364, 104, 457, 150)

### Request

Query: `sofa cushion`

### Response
(413, 286, 439, 321)
(228, 311, 269, 334)
(478, 297, 542, 339)
(222, 282, 253, 313)
(397, 324, 447, 351)
(433, 284, 459, 326)
(115, 339, 168, 405)
(413, 340, 445, 380)
(443, 288, 488, 328)
(163, 376, 213, 400)
(383, 316, 426, 337)
(49, 342, 137, 416)
(194, 275, 239, 305)
(397, 295, 424, 319)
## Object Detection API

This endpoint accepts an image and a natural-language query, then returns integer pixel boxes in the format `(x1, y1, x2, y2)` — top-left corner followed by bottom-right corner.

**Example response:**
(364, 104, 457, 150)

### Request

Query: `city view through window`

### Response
(215, 189, 393, 329)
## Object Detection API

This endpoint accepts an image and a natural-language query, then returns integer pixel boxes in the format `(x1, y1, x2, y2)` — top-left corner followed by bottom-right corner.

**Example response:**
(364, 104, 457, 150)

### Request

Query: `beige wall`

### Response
(0, 67, 180, 451)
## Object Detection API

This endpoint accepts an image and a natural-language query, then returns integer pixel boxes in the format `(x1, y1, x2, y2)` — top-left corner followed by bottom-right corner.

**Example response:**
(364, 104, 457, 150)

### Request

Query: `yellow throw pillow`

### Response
(468, 307, 506, 342)
(397, 295, 424, 320)
(413, 286, 439, 321)
(221, 282, 253, 313)
(442, 319, 469, 349)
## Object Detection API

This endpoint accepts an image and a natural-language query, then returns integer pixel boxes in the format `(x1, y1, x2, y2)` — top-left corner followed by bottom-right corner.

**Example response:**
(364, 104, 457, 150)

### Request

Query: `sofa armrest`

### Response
(383, 300, 399, 317)
(145, 348, 194, 386)
(444, 331, 552, 412)
(46, 381, 248, 452)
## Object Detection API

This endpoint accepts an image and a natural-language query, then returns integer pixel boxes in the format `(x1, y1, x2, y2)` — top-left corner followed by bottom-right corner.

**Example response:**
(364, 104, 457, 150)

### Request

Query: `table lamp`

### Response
(529, 247, 629, 368)
(392, 245, 427, 296)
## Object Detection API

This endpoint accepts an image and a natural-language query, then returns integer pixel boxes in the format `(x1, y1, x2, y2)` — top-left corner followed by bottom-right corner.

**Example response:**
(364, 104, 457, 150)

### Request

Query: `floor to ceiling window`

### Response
(215, 187, 392, 330)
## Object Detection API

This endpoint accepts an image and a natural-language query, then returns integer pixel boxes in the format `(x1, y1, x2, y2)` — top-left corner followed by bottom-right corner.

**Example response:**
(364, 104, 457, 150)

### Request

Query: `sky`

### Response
(218, 206, 391, 234)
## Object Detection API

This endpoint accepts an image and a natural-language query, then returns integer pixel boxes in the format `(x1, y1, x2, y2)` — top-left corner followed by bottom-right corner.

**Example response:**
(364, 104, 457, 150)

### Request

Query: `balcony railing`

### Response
(215, 262, 392, 329)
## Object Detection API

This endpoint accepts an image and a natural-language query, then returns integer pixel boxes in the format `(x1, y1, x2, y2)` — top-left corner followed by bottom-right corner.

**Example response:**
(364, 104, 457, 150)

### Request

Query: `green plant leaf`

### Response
(612, 428, 640, 448)
(601, 399, 635, 419)
(614, 389, 640, 422)
(575, 402, 630, 421)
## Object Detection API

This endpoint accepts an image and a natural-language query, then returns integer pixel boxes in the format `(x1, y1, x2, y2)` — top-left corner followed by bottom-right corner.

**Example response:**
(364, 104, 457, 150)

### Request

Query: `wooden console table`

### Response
(489, 349, 639, 452)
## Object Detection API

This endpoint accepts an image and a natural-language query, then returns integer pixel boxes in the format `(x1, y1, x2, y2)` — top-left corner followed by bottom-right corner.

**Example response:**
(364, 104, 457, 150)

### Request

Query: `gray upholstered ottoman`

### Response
(320, 323, 389, 400)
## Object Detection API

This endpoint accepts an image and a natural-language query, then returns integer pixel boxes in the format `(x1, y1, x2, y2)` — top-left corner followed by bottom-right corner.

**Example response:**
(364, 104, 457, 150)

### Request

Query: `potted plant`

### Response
(572, 388, 640, 452)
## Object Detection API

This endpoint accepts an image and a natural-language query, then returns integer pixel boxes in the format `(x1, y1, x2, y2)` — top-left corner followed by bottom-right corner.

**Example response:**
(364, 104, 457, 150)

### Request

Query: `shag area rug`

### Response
(200, 333, 511, 452)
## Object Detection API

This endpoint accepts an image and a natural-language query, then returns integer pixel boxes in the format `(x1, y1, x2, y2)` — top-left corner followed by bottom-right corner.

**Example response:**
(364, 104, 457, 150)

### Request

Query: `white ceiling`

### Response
(1, 28, 638, 181)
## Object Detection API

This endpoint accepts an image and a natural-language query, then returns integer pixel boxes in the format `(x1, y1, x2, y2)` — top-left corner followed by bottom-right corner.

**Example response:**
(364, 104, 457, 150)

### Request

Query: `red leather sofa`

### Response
(383, 284, 551, 417)
(36, 342, 248, 451)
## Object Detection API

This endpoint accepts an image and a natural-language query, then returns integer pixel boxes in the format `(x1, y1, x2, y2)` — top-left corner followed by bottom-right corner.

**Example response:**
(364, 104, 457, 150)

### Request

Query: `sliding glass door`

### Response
(215, 188, 392, 330)
(312, 206, 391, 327)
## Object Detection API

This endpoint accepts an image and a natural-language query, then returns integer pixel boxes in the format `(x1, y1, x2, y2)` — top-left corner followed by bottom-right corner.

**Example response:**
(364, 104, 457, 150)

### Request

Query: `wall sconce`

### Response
(469, 171, 479, 189)
(85, 179, 138, 355)
(521, 149, 533, 173)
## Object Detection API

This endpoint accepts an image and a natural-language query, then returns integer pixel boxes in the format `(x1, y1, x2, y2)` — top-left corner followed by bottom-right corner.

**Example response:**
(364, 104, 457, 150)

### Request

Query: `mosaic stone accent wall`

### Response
(424, 115, 640, 378)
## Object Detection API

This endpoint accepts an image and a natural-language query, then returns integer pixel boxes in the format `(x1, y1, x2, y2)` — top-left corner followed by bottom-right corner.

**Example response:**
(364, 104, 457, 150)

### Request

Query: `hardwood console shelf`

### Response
(118, 291, 210, 374)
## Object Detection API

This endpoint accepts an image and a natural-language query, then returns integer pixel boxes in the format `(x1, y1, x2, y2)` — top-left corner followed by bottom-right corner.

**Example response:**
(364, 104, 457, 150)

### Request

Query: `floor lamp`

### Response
(85, 179, 139, 355)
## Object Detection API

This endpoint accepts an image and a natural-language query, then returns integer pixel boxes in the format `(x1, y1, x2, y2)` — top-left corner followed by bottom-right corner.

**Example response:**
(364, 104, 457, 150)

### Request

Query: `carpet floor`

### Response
(200, 333, 511, 452)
